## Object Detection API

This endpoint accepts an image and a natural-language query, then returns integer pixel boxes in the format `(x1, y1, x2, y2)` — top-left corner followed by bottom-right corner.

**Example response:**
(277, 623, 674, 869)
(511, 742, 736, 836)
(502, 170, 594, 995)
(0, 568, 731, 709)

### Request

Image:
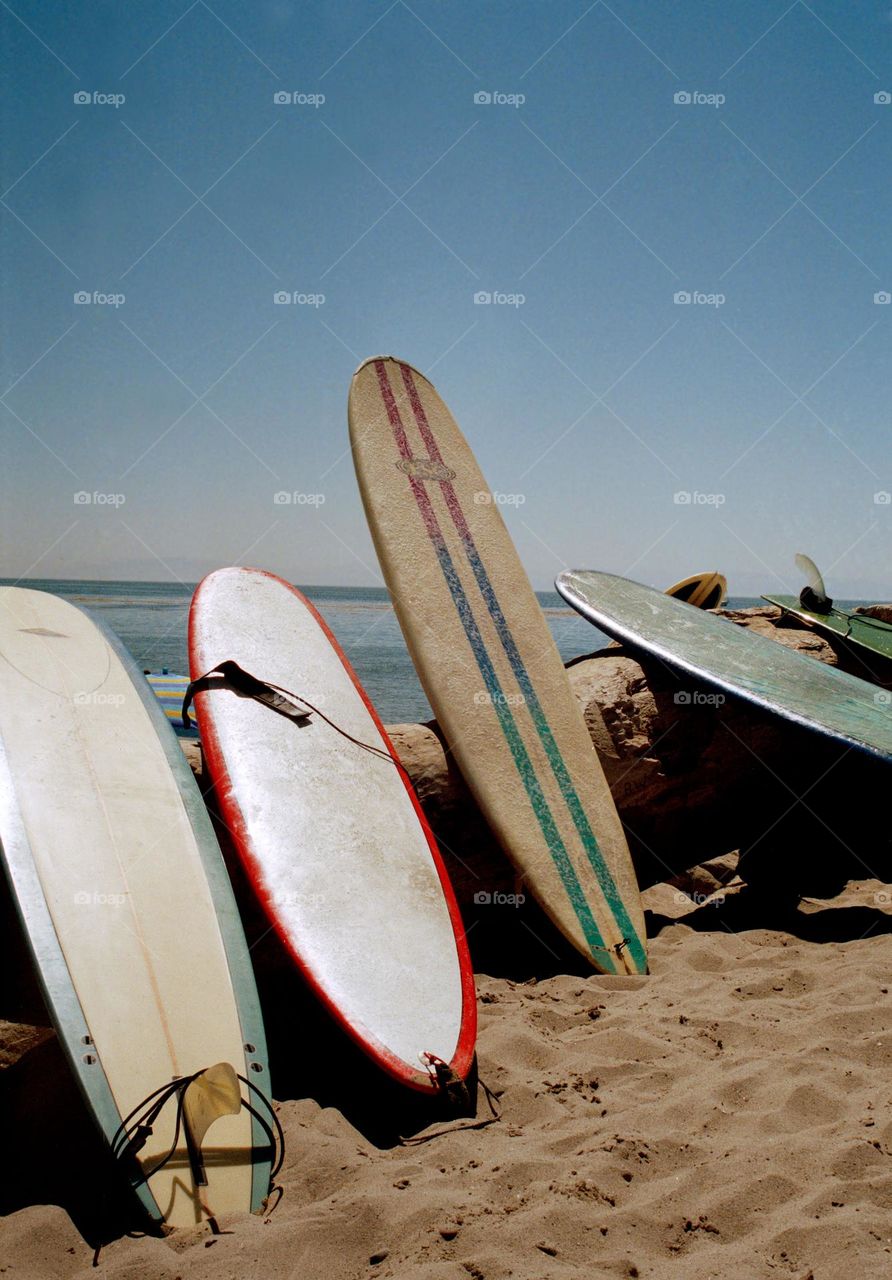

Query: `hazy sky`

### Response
(1, 1, 890, 596)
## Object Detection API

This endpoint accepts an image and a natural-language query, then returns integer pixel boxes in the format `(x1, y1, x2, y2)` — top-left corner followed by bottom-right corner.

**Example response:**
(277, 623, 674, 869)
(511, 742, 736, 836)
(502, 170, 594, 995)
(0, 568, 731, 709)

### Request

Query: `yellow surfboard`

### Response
(348, 357, 646, 975)
(665, 571, 727, 610)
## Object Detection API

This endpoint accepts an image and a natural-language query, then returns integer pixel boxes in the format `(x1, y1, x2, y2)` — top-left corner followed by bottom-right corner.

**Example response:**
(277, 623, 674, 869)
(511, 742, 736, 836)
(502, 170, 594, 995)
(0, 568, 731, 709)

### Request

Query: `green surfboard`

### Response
(762, 595, 892, 663)
(556, 571, 892, 763)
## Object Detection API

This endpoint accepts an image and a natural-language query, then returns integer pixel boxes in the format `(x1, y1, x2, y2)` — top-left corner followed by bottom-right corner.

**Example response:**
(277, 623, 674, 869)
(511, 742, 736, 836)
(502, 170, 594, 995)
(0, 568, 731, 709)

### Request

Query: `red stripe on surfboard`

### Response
(396, 362, 473, 541)
(189, 566, 476, 1094)
(373, 359, 445, 544)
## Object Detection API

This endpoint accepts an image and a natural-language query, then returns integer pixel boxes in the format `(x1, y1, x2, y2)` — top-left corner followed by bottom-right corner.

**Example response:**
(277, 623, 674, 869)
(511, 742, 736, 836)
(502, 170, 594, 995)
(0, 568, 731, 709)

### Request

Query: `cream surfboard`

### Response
(348, 357, 646, 975)
(188, 567, 476, 1092)
(0, 587, 272, 1230)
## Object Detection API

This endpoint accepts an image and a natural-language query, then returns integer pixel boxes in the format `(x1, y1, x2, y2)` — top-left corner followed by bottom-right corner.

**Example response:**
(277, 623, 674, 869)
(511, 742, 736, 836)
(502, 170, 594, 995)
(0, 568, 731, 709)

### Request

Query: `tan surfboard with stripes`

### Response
(348, 356, 646, 974)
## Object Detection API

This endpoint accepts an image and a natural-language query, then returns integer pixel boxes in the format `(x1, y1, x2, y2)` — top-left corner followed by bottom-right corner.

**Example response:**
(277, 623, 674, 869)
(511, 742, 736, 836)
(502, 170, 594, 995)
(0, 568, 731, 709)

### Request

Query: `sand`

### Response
(3, 871, 892, 1279)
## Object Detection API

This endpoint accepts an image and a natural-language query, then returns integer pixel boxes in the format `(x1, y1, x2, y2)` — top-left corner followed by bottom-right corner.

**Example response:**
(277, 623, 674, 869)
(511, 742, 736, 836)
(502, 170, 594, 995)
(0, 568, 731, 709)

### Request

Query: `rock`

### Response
(669, 853, 741, 903)
(383, 723, 511, 907)
(725, 608, 837, 657)
(0, 1021, 53, 1069)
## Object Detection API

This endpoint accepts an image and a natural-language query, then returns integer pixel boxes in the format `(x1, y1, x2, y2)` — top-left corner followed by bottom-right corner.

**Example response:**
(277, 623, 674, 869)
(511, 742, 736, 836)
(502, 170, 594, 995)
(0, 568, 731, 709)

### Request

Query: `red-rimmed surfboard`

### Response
(348, 357, 647, 975)
(188, 567, 476, 1093)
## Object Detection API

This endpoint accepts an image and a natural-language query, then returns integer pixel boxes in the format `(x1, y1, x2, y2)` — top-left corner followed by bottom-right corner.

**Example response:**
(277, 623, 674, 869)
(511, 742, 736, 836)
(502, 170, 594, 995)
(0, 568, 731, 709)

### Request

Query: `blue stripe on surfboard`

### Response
(445, 534, 643, 970)
(418, 509, 617, 969)
(398, 364, 645, 972)
(373, 361, 617, 970)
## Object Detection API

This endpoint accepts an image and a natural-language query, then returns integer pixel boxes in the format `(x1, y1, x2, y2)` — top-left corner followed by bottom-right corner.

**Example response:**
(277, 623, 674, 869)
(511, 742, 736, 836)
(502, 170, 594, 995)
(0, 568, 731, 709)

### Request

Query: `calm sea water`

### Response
(4, 578, 764, 723)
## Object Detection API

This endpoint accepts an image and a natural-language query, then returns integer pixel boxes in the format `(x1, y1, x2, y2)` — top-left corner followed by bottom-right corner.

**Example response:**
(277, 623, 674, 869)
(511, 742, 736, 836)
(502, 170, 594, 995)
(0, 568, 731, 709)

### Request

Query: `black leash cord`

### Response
(238, 1074, 286, 1181)
(184, 660, 402, 767)
(111, 1069, 284, 1189)
(256, 677, 397, 765)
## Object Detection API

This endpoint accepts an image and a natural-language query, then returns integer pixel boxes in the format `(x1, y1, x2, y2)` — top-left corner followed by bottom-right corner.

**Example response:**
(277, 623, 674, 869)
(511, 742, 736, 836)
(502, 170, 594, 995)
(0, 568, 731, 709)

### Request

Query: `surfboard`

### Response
(0, 587, 272, 1230)
(348, 357, 646, 976)
(188, 566, 476, 1092)
(556, 571, 892, 762)
(666, 572, 726, 611)
(145, 671, 199, 737)
(762, 596, 892, 663)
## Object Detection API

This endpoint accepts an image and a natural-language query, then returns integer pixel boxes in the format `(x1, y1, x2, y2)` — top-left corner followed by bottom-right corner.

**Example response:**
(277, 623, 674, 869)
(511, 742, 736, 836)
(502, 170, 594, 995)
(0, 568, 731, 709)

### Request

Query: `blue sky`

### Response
(1, 1, 890, 596)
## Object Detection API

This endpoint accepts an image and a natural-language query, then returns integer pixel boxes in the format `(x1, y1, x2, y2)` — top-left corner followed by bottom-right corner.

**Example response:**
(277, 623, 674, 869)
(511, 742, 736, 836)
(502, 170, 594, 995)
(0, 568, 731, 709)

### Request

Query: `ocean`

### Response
(4, 579, 764, 723)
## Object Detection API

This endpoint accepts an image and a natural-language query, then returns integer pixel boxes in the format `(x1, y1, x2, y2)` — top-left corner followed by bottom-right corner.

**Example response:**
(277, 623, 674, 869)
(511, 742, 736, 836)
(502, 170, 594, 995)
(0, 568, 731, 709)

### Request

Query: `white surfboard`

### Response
(188, 567, 476, 1092)
(0, 587, 272, 1230)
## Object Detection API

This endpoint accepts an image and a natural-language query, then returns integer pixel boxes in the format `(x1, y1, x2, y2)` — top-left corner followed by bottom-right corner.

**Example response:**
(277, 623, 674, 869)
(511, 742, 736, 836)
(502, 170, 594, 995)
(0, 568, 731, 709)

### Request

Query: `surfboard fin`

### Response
(795, 553, 833, 614)
(182, 1062, 242, 1187)
(111, 1063, 285, 1229)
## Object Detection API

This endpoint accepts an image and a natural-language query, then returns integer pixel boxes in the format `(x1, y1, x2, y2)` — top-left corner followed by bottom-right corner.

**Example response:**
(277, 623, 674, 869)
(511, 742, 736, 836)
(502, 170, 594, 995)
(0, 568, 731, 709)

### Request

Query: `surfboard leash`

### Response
(182, 660, 400, 766)
(110, 1067, 284, 1219)
(399, 1054, 502, 1145)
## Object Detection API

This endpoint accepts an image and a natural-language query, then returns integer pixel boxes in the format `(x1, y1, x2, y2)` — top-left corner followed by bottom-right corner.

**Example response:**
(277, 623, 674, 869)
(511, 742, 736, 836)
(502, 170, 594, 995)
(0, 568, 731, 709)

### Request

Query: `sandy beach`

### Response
(2, 616, 891, 1278)
(3, 865, 892, 1279)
